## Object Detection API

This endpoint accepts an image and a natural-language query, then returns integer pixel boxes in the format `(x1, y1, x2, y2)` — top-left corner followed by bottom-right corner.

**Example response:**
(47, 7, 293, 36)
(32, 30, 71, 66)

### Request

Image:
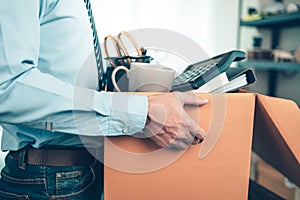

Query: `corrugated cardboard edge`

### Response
(253, 94, 300, 187)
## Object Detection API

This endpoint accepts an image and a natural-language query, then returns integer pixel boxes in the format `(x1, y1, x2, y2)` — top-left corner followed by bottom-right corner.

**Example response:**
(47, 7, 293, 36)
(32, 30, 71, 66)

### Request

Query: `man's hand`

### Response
(142, 92, 208, 150)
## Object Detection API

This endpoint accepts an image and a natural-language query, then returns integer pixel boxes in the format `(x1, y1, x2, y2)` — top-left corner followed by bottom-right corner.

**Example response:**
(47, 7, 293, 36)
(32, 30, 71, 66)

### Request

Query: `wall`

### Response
(92, 0, 240, 56)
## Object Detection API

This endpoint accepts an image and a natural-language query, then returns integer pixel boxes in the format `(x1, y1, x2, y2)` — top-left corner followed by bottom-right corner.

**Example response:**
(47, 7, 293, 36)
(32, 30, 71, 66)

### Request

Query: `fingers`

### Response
(149, 132, 176, 148)
(145, 91, 208, 150)
(153, 125, 204, 150)
(167, 138, 191, 150)
(180, 111, 206, 141)
(168, 125, 194, 143)
(154, 131, 191, 150)
(175, 92, 208, 106)
(151, 134, 203, 150)
(148, 135, 168, 148)
(186, 118, 206, 141)
(145, 107, 206, 149)
(148, 128, 205, 150)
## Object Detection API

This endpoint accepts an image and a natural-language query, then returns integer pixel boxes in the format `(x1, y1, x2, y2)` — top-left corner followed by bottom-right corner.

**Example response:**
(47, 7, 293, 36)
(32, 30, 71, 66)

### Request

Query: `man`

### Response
(0, 0, 207, 199)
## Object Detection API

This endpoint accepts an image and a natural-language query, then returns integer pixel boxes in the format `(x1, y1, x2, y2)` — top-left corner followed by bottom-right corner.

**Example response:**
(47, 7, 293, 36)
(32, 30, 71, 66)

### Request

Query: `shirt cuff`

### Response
(94, 92, 148, 136)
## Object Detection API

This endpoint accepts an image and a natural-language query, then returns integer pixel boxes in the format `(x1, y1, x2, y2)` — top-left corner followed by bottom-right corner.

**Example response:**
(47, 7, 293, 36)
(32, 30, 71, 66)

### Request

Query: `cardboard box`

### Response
(252, 94, 300, 187)
(103, 92, 300, 200)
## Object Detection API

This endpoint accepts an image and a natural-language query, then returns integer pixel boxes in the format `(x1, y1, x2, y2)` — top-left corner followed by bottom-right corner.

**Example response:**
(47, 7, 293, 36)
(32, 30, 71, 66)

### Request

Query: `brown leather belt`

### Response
(9, 146, 95, 167)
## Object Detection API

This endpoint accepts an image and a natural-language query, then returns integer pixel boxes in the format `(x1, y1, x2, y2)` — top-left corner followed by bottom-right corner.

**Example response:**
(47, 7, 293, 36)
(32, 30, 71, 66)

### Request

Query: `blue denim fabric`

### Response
(0, 153, 103, 200)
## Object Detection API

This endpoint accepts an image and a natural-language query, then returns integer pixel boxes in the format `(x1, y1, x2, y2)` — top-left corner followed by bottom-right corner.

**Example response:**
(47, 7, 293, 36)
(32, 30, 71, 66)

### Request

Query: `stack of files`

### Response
(196, 67, 256, 93)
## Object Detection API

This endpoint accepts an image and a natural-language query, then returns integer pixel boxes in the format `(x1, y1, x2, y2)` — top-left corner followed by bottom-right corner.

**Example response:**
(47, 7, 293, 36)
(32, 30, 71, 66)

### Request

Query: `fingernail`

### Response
(200, 128, 206, 137)
(202, 98, 209, 103)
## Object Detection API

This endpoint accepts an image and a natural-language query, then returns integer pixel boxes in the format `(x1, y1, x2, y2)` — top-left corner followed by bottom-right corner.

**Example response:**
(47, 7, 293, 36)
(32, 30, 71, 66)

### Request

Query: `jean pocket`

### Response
(0, 189, 29, 200)
(55, 166, 95, 196)
(1, 171, 45, 185)
(0, 171, 45, 200)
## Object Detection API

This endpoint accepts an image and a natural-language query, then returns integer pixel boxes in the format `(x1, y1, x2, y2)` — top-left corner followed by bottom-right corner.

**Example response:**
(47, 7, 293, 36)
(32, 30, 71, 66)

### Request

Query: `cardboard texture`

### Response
(103, 92, 300, 200)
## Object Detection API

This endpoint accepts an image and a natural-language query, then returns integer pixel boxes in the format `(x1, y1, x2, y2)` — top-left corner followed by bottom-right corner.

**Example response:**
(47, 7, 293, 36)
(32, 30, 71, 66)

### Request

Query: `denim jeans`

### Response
(0, 152, 103, 200)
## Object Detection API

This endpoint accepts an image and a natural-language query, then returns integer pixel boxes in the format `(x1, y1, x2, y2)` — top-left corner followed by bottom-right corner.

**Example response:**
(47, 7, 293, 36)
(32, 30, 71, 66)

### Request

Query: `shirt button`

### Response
(122, 126, 129, 134)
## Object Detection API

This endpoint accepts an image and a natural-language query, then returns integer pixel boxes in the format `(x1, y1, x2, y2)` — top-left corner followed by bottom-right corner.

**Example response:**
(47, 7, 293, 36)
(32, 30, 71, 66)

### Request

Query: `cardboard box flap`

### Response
(253, 94, 300, 187)
(257, 94, 300, 163)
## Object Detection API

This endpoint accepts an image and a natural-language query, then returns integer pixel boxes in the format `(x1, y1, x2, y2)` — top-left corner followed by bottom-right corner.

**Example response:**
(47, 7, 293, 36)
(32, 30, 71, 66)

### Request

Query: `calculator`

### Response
(171, 50, 246, 92)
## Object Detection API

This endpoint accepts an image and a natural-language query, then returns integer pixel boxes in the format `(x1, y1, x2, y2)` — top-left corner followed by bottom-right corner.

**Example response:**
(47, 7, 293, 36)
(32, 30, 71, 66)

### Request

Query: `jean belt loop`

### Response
(18, 146, 28, 170)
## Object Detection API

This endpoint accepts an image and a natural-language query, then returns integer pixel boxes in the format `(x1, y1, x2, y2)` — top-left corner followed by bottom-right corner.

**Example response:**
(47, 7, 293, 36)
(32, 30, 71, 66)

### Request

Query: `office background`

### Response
(0, 0, 299, 198)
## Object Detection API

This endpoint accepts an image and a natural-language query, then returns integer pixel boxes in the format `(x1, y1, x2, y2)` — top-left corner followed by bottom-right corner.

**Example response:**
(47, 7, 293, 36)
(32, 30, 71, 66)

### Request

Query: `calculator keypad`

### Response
(172, 63, 218, 86)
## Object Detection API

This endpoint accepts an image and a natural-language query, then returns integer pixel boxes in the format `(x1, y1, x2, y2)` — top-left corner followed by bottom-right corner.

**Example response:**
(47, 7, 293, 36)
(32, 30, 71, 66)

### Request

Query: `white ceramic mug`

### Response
(111, 62, 175, 92)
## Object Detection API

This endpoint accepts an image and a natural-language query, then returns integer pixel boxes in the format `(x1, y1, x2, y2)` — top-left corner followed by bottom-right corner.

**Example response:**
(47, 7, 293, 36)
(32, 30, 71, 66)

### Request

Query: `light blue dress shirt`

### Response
(0, 0, 148, 151)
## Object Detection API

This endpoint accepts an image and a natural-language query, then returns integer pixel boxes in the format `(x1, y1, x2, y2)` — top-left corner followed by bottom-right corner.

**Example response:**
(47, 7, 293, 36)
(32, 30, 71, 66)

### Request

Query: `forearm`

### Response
(0, 67, 148, 136)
